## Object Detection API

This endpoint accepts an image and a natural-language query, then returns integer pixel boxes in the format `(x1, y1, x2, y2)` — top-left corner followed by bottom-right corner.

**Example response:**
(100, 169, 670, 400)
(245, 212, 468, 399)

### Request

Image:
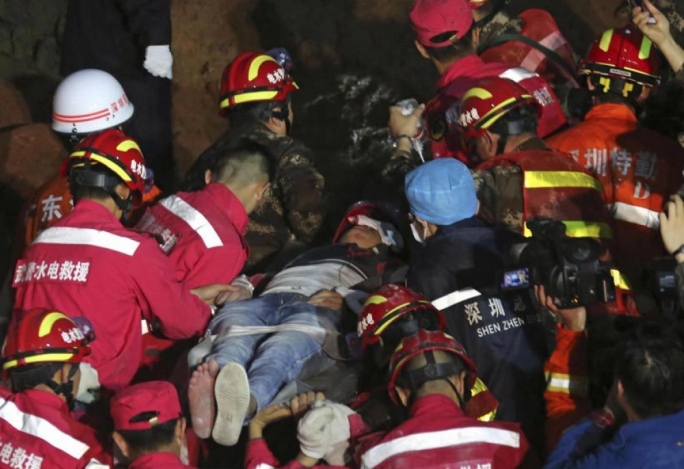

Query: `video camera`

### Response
(501, 218, 615, 308)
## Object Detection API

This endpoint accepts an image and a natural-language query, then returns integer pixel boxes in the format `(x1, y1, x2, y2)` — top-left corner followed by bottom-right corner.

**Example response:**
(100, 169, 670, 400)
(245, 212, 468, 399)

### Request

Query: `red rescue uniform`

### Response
(357, 394, 528, 469)
(424, 54, 566, 164)
(136, 182, 249, 289)
(0, 387, 111, 469)
(479, 9, 577, 89)
(547, 103, 684, 286)
(12, 200, 212, 391)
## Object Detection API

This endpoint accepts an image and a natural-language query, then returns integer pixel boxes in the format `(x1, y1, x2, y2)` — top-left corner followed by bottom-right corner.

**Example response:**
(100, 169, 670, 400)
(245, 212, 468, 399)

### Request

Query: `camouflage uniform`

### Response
(477, 11, 522, 51)
(190, 121, 326, 272)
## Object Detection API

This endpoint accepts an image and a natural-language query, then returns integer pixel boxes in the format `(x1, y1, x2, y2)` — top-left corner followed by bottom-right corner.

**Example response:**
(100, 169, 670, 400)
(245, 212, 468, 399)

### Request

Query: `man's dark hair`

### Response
(423, 33, 474, 62)
(488, 104, 538, 138)
(210, 141, 274, 185)
(615, 335, 684, 420)
(10, 363, 62, 392)
(182, 139, 274, 192)
(589, 75, 644, 108)
(225, 96, 291, 127)
(69, 164, 118, 204)
(118, 413, 178, 458)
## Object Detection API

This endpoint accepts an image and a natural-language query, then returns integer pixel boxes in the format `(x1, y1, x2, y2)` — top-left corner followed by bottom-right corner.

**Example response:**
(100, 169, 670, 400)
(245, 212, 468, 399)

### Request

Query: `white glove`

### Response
(352, 215, 404, 250)
(144, 45, 173, 79)
(297, 401, 355, 462)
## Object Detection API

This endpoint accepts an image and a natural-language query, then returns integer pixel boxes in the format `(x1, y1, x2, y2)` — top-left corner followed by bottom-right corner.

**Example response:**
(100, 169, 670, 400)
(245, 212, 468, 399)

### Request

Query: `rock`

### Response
(0, 123, 65, 198)
(0, 80, 31, 128)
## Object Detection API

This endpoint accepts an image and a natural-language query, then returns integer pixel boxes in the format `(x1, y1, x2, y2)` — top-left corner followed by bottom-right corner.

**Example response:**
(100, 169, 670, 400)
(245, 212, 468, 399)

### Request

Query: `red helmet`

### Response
(457, 76, 540, 143)
(219, 52, 299, 117)
(358, 284, 445, 351)
(333, 201, 405, 244)
(2, 308, 91, 372)
(61, 129, 147, 203)
(388, 329, 477, 405)
(580, 26, 660, 88)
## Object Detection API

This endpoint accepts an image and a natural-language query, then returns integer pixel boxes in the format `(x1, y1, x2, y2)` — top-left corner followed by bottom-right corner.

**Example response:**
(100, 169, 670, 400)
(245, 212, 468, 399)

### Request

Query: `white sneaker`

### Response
(212, 362, 250, 446)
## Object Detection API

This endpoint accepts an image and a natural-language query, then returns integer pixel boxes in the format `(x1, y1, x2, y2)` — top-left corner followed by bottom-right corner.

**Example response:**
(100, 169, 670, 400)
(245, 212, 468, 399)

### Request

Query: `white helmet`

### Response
(52, 69, 135, 135)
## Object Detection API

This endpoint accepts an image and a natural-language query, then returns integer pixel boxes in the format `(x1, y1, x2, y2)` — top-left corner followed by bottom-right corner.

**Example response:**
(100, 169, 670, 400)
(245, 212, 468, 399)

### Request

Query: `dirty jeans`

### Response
(204, 292, 334, 411)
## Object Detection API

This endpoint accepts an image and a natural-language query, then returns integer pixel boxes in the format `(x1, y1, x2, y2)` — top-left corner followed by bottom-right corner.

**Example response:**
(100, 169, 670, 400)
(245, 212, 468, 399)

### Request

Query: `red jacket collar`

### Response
(436, 54, 487, 91)
(584, 103, 638, 124)
(202, 183, 249, 234)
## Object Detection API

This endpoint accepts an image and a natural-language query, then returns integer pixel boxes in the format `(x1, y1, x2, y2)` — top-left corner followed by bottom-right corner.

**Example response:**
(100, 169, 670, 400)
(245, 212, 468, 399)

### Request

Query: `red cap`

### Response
(409, 0, 474, 47)
(111, 381, 182, 431)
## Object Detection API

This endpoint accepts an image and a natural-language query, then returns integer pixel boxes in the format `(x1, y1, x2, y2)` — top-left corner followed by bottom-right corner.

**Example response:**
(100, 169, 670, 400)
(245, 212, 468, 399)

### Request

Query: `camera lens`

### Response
(569, 240, 593, 262)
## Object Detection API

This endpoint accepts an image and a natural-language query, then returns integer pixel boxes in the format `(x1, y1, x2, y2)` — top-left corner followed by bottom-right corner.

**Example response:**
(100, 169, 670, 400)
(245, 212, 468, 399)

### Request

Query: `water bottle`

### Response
(395, 98, 426, 162)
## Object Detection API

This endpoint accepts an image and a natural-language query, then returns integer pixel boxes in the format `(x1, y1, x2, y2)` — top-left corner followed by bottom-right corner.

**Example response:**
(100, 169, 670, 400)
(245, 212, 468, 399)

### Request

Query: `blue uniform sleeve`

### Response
(544, 420, 623, 469)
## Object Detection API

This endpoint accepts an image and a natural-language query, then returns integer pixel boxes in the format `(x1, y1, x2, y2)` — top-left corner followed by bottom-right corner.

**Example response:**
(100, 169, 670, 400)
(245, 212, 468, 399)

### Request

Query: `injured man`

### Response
(188, 202, 404, 446)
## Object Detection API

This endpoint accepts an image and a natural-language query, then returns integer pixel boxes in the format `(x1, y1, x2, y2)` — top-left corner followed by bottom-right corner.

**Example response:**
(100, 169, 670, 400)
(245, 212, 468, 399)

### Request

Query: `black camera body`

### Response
(502, 218, 616, 308)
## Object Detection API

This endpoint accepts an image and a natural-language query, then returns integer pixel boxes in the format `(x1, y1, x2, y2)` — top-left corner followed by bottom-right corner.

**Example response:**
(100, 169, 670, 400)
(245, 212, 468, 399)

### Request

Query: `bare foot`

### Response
(188, 359, 219, 439)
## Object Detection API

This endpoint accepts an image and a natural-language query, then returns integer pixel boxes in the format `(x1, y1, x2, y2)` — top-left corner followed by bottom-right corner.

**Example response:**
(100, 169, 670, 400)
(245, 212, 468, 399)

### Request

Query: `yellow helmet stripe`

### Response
(479, 95, 533, 129)
(38, 312, 71, 338)
(363, 295, 389, 306)
(638, 36, 653, 60)
(462, 87, 493, 102)
(116, 139, 142, 154)
(233, 90, 280, 105)
(3, 353, 75, 371)
(248, 55, 279, 82)
(599, 29, 614, 52)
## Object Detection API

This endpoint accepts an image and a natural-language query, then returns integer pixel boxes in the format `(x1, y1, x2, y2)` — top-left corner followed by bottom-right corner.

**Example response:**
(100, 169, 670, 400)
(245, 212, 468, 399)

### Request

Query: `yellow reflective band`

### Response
(524, 171, 603, 192)
(599, 29, 614, 52)
(248, 55, 278, 81)
(610, 269, 632, 291)
(462, 87, 493, 102)
(545, 371, 589, 396)
(524, 221, 613, 239)
(116, 139, 142, 154)
(233, 90, 280, 105)
(3, 353, 75, 371)
(471, 378, 497, 422)
(38, 312, 70, 337)
(638, 36, 653, 60)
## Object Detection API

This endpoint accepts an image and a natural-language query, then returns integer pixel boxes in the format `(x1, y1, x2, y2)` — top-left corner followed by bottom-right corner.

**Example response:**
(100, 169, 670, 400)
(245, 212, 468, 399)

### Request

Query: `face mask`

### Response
(410, 223, 428, 245)
(74, 362, 100, 404)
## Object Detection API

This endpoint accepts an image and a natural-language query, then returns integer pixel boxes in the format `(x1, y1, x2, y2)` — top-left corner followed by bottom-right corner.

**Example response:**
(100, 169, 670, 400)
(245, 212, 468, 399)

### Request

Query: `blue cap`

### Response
(405, 159, 478, 225)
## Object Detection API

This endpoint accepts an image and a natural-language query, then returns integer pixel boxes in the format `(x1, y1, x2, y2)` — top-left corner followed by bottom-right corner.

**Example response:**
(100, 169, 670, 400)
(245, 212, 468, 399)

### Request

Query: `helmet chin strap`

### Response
(45, 364, 79, 409)
(110, 190, 133, 221)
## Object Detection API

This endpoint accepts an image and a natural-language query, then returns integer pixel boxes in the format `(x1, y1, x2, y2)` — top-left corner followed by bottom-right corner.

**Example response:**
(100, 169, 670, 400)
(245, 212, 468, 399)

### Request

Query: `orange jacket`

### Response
(544, 325, 590, 454)
(547, 103, 684, 287)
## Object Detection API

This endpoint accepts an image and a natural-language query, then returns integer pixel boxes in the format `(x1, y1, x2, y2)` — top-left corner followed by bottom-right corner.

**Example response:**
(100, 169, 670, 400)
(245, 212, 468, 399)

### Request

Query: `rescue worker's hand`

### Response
(535, 285, 586, 331)
(660, 195, 684, 263)
(248, 392, 325, 440)
(388, 103, 425, 139)
(190, 283, 235, 306)
(213, 285, 253, 306)
(308, 289, 344, 310)
(633, 0, 669, 46)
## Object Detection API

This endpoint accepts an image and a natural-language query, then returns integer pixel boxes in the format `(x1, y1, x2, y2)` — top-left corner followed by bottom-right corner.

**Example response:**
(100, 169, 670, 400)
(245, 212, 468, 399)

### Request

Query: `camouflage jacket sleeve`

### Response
(471, 165, 525, 234)
(277, 149, 326, 243)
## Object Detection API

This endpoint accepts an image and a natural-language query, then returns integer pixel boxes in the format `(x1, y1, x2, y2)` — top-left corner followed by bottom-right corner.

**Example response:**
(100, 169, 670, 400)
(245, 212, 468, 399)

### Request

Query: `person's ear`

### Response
(395, 387, 410, 407)
(204, 169, 213, 185)
(59, 364, 70, 383)
(475, 200, 480, 216)
(112, 431, 130, 460)
(637, 86, 651, 104)
(176, 417, 186, 446)
(586, 77, 596, 92)
(256, 182, 271, 201)
(415, 40, 430, 59)
(115, 183, 131, 200)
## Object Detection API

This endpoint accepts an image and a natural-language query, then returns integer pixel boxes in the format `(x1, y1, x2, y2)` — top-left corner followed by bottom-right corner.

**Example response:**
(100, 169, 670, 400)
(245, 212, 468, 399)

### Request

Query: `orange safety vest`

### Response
(547, 103, 684, 288)
(477, 148, 613, 240)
